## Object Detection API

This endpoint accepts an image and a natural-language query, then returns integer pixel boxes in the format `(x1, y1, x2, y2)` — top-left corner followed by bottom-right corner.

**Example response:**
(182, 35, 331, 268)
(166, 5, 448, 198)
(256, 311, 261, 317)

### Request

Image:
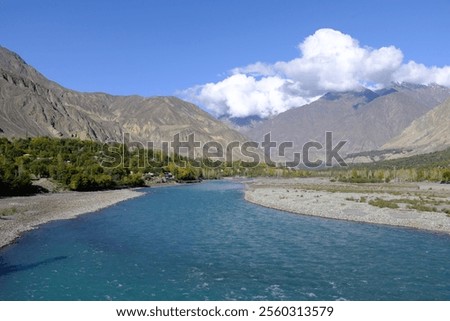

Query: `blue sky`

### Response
(1, 0, 450, 116)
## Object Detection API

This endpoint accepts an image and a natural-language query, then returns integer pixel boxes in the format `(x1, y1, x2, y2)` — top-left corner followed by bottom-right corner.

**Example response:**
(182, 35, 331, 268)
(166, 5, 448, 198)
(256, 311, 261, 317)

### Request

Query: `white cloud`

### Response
(394, 61, 450, 86)
(273, 28, 401, 92)
(183, 28, 450, 118)
(231, 62, 275, 77)
(185, 74, 310, 118)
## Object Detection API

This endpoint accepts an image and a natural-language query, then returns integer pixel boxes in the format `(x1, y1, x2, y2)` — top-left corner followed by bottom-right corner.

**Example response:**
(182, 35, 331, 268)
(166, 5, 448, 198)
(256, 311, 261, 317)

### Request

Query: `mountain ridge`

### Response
(382, 98, 450, 153)
(244, 82, 450, 161)
(0, 46, 250, 158)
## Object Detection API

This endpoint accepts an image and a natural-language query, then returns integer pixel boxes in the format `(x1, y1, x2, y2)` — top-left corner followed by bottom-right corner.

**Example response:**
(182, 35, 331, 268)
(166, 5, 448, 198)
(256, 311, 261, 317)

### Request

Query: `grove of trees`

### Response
(1, 136, 449, 196)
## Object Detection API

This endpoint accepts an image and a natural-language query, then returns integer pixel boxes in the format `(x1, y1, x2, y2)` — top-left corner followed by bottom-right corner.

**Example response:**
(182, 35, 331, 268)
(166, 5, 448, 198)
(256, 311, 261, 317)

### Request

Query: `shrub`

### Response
(442, 170, 450, 183)
(368, 198, 399, 209)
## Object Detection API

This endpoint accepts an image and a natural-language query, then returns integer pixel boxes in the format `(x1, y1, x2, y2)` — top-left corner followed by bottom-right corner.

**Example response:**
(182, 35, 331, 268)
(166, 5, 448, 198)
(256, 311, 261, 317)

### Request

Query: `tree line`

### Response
(1, 137, 449, 196)
(0, 137, 304, 195)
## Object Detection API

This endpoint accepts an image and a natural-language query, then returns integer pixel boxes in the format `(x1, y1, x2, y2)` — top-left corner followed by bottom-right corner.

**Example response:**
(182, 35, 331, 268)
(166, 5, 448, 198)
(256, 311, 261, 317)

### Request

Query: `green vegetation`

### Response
(350, 148, 450, 169)
(0, 207, 18, 216)
(1, 137, 449, 196)
(406, 204, 437, 212)
(337, 168, 384, 183)
(366, 196, 449, 213)
(0, 137, 130, 194)
(368, 198, 399, 209)
(0, 137, 308, 195)
(0, 136, 211, 195)
(320, 147, 450, 183)
(442, 170, 450, 183)
(344, 196, 367, 203)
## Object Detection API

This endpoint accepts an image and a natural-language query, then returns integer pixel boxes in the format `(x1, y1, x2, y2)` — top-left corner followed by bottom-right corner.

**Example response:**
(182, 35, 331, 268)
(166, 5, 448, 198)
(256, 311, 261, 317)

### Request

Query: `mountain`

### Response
(219, 114, 264, 133)
(382, 98, 450, 154)
(0, 46, 250, 158)
(245, 84, 450, 161)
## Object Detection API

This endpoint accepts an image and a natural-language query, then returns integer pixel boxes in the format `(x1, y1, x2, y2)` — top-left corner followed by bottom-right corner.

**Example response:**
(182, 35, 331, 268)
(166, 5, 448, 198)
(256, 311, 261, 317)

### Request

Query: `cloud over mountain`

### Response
(183, 28, 450, 118)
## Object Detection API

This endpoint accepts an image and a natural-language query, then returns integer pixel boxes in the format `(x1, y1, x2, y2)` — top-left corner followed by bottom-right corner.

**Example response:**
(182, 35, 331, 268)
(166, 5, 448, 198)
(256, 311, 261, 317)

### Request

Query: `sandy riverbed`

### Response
(245, 178, 450, 234)
(0, 189, 144, 249)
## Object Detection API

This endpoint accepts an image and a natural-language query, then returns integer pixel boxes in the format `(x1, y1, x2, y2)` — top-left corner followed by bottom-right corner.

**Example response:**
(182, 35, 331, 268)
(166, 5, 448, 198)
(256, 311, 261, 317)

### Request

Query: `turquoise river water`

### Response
(0, 181, 449, 300)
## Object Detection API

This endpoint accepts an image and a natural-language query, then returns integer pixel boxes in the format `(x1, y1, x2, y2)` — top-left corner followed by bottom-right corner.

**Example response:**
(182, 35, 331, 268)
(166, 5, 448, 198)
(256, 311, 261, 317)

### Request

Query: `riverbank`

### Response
(0, 189, 145, 249)
(245, 178, 450, 234)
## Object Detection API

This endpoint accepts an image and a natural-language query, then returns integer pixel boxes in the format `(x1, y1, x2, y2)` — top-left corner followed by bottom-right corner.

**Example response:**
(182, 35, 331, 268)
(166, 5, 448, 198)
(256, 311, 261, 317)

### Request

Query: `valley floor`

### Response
(245, 177, 450, 235)
(0, 189, 144, 249)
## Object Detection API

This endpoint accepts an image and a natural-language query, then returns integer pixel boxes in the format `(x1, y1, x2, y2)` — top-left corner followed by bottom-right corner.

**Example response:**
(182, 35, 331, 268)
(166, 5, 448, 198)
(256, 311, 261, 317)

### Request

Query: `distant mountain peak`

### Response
(392, 82, 429, 90)
(0, 45, 57, 89)
(322, 88, 379, 103)
(0, 45, 32, 76)
(375, 87, 398, 96)
(0, 45, 28, 64)
(245, 81, 450, 161)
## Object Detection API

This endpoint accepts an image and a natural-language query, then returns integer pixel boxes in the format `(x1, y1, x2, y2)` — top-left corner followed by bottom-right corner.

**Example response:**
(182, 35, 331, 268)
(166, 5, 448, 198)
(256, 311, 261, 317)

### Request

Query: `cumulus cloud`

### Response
(183, 28, 450, 118)
(394, 61, 450, 85)
(272, 29, 404, 94)
(184, 74, 311, 118)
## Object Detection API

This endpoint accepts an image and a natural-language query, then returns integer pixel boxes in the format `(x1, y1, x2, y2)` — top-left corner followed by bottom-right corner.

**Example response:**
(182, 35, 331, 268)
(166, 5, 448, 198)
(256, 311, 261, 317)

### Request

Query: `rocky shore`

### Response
(0, 189, 144, 249)
(245, 178, 450, 235)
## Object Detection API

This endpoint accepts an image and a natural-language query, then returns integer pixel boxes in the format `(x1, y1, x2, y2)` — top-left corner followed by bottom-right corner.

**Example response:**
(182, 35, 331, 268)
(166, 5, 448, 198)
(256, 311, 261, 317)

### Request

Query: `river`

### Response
(0, 181, 449, 300)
